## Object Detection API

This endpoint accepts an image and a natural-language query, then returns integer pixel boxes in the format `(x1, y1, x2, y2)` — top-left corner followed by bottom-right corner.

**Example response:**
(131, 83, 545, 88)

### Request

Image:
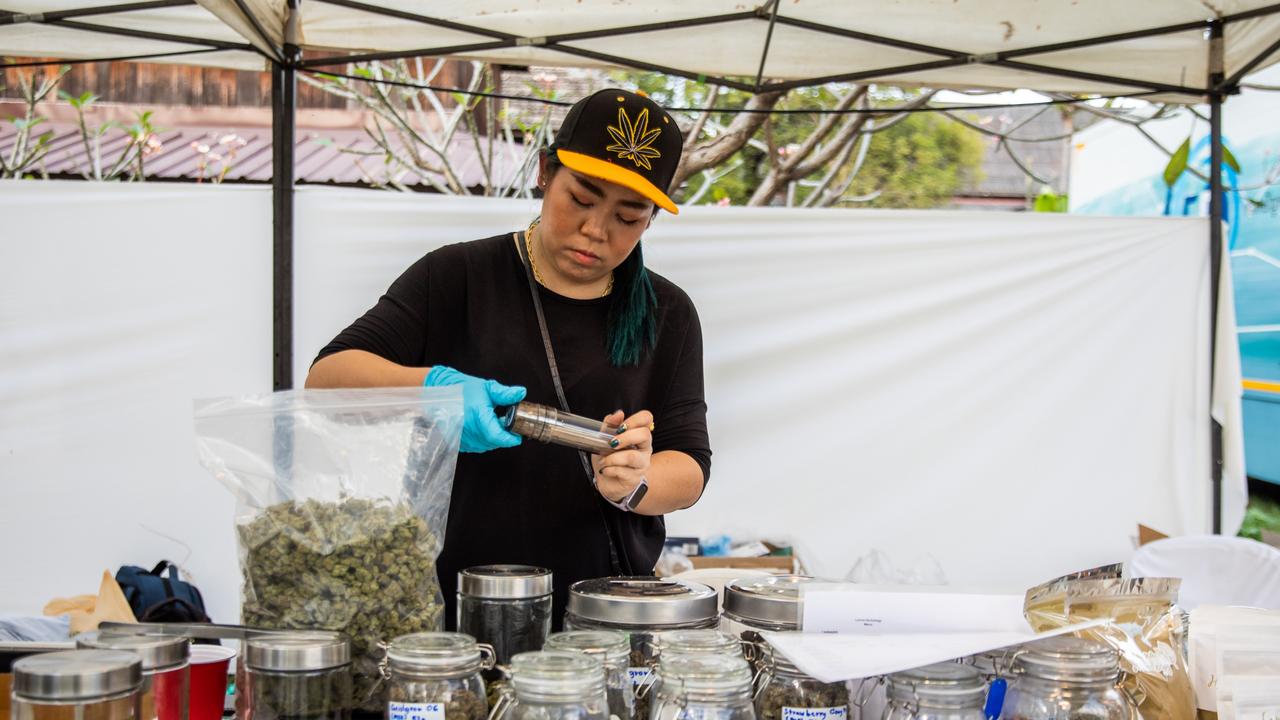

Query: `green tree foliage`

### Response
(841, 111, 984, 209)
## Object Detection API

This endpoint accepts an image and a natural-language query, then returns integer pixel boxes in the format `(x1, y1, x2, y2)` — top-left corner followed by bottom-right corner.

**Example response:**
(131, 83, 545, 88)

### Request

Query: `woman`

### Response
(306, 89, 711, 627)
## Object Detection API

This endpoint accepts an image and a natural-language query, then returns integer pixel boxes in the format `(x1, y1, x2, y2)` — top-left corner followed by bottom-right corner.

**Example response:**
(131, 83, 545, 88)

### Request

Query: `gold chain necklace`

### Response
(525, 219, 614, 297)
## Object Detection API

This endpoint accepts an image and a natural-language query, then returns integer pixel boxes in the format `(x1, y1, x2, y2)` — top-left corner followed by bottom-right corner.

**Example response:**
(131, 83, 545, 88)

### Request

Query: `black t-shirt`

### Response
(315, 233, 711, 627)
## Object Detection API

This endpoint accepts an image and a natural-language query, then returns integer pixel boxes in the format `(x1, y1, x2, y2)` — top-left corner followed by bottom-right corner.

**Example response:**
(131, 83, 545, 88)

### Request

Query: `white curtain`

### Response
(0, 181, 1244, 623)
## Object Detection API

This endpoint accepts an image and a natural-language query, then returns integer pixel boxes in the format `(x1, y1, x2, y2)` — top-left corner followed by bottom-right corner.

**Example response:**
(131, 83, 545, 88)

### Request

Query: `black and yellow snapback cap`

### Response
(553, 89, 683, 214)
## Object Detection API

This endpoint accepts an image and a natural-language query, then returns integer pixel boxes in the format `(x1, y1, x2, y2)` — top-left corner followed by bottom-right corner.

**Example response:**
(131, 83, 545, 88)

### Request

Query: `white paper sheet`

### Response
(763, 620, 1108, 683)
(801, 584, 1028, 634)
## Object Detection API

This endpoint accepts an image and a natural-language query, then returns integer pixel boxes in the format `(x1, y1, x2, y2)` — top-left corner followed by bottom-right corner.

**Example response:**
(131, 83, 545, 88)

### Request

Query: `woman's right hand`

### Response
(424, 366, 526, 453)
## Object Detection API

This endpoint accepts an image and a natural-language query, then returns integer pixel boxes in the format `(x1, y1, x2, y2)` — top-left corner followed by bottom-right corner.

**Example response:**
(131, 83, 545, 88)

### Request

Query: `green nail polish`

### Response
(615, 424, 627, 435)
(609, 438, 620, 449)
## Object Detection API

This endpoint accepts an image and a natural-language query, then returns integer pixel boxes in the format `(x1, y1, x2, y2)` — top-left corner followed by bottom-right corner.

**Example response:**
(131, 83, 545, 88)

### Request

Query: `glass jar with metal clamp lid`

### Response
(563, 578, 719, 720)
(754, 644, 848, 720)
(545, 631, 635, 720)
(489, 651, 609, 720)
(998, 637, 1138, 720)
(243, 631, 353, 720)
(76, 630, 190, 720)
(385, 632, 495, 720)
(12, 649, 144, 720)
(881, 663, 986, 720)
(649, 654, 756, 720)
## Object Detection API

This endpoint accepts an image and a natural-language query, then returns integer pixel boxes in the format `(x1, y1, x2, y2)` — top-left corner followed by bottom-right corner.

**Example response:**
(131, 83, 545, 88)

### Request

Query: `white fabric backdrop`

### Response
(0, 181, 1244, 624)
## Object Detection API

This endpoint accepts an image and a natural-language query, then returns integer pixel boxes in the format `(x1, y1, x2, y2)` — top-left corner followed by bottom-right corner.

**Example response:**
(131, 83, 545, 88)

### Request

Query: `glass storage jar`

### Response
(721, 577, 827, 674)
(77, 631, 190, 720)
(649, 654, 755, 720)
(881, 663, 986, 720)
(563, 578, 719, 720)
(999, 637, 1138, 720)
(12, 649, 144, 720)
(656, 631, 744, 661)
(754, 646, 848, 720)
(457, 566, 552, 670)
(491, 651, 608, 720)
(544, 631, 635, 720)
(385, 632, 494, 720)
(243, 631, 353, 720)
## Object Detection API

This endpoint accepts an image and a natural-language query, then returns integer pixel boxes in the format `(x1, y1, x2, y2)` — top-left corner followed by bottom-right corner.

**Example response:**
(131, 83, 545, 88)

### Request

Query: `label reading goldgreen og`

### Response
(389, 702, 445, 720)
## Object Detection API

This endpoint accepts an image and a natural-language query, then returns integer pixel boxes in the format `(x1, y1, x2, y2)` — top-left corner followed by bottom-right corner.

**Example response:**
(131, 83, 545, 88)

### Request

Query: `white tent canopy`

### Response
(4, 1, 1280, 99)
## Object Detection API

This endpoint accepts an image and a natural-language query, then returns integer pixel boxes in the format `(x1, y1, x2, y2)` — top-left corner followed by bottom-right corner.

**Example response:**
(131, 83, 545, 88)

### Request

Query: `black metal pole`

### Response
(1208, 20, 1225, 535)
(271, 6, 299, 391)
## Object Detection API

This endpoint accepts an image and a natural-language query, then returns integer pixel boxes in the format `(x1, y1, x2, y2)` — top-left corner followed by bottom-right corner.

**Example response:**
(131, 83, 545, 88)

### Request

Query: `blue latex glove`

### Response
(424, 366, 526, 453)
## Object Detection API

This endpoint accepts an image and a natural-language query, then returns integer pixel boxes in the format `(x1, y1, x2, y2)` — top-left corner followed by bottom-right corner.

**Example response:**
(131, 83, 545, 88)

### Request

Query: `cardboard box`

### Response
(688, 556, 798, 573)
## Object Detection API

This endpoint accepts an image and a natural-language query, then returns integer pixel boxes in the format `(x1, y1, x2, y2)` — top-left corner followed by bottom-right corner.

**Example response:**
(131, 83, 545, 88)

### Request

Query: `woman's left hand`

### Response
(591, 409, 654, 504)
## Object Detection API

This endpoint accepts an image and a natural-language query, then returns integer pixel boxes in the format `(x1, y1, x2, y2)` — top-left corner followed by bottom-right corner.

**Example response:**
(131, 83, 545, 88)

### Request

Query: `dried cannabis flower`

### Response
(239, 498, 444, 712)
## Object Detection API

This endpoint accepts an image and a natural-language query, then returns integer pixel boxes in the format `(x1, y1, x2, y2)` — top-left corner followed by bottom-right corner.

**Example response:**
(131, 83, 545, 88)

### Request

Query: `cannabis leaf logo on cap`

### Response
(605, 107, 662, 170)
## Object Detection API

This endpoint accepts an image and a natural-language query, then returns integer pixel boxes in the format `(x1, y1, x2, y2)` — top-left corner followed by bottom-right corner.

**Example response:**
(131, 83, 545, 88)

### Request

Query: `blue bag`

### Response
(115, 561, 211, 623)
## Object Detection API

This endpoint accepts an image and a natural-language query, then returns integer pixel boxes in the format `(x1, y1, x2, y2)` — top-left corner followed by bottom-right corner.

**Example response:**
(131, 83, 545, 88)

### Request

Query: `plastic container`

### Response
(881, 663, 986, 720)
(490, 651, 608, 720)
(12, 649, 144, 720)
(649, 654, 755, 720)
(755, 645, 848, 720)
(242, 631, 353, 720)
(999, 637, 1139, 720)
(76, 631, 190, 720)
(385, 632, 493, 720)
(563, 577, 719, 720)
(456, 565, 552, 669)
(544, 630, 635, 720)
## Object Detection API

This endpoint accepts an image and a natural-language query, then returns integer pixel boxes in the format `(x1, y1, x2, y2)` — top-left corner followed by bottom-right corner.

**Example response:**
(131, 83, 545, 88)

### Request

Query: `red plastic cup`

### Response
(188, 645, 236, 720)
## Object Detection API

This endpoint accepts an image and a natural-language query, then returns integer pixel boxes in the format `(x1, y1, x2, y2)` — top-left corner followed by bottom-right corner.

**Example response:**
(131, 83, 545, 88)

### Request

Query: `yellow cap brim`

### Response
(556, 149, 679, 215)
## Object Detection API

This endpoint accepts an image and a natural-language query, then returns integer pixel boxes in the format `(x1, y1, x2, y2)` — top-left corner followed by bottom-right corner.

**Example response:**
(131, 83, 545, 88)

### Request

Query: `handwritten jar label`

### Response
(782, 707, 848, 720)
(389, 702, 446, 720)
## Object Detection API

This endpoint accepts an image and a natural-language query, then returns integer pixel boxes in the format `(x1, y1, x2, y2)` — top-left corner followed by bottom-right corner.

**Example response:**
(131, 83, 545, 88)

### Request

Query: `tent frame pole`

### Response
(1209, 20, 1226, 535)
(272, 1, 300, 391)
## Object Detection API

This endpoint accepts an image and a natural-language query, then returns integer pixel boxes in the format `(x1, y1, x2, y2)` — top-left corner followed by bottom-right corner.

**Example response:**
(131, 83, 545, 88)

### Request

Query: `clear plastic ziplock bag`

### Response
(195, 387, 463, 712)
(1025, 575, 1194, 720)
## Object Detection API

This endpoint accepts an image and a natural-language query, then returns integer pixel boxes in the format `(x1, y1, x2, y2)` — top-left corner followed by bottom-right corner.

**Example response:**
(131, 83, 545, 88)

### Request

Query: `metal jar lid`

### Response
(13, 649, 143, 702)
(567, 577, 718, 627)
(76, 631, 190, 673)
(245, 631, 350, 672)
(723, 575, 824, 628)
(459, 565, 553, 599)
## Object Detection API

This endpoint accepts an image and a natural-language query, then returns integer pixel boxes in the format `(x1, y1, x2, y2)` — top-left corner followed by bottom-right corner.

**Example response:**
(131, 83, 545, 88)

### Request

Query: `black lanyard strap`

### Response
(514, 232, 629, 576)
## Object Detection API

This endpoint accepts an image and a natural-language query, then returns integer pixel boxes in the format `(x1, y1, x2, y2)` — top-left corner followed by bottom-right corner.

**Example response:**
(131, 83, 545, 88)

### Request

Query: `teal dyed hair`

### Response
(542, 148, 658, 366)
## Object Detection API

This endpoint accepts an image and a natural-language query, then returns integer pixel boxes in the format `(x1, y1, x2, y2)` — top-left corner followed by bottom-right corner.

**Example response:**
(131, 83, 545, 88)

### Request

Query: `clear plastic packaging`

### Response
(755, 646, 848, 720)
(491, 651, 609, 720)
(242, 631, 353, 720)
(385, 632, 494, 720)
(545, 631, 635, 720)
(999, 636, 1138, 720)
(12, 650, 143, 720)
(650, 654, 755, 720)
(76, 631, 190, 720)
(195, 387, 463, 711)
(1024, 575, 1192, 720)
(880, 663, 984, 720)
